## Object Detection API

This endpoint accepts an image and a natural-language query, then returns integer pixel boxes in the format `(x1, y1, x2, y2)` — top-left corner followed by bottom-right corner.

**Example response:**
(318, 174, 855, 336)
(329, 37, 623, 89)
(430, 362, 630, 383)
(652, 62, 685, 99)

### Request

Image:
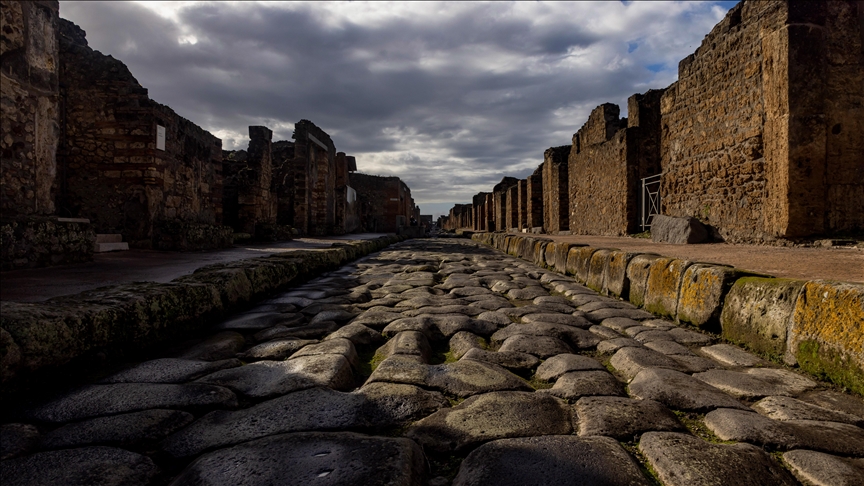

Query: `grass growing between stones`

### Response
(619, 441, 662, 486)
(429, 341, 458, 365)
(427, 453, 466, 483)
(357, 348, 386, 379)
(526, 376, 553, 390)
(672, 411, 733, 444)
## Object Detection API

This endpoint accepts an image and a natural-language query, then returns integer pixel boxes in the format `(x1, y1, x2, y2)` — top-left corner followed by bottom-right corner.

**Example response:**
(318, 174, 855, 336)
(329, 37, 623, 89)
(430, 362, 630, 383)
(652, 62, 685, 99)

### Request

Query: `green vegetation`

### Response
(672, 411, 733, 444)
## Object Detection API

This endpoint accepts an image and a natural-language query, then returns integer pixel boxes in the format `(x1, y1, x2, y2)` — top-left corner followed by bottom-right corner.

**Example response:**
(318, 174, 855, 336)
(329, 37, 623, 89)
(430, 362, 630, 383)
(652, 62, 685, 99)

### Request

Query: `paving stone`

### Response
(300, 303, 356, 316)
(252, 320, 340, 340)
(323, 323, 384, 346)
(753, 396, 864, 426)
(177, 331, 246, 361)
(539, 371, 625, 400)
(507, 287, 551, 300)
(700, 344, 763, 367)
(397, 296, 468, 309)
(586, 308, 654, 322)
(355, 382, 450, 425)
(461, 348, 540, 372)
(597, 337, 642, 354)
(476, 310, 513, 326)
(39, 409, 194, 450)
(693, 368, 818, 399)
(628, 368, 749, 412)
(783, 450, 864, 486)
(355, 298, 403, 310)
(450, 287, 492, 297)
(639, 431, 798, 486)
(667, 327, 713, 345)
(492, 322, 600, 350)
(290, 337, 359, 367)
(521, 313, 591, 328)
(499, 305, 565, 318)
(641, 318, 675, 328)
(382, 317, 438, 339)
(623, 325, 652, 337)
(170, 431, 424, 486)
(498, 334, 573, 359)
(669, 354, 718, 373)
(452, 435, 650, 486)
(28, 383, 237, 423)
(601, 317, 642, 332)
(578, 301, 636, 312)
(632, 330, 678, 343)
(535, 354, 605, 381)
(0, 423, 39, 460)
(798, 390, 864, 419)
(449, 331, 484, 359)
(609, 347, 687, 380)
(589, 325, 622, 340)
(99, 358, 241, 384)
(533, 295, 575, 307)
(238, 339, 317, 361)
(534, 302, 585, 314)
(644, 340, 694, 356)
(402, 304, 485, 317)
(567, 293, 610, 306)
(468, 298, 514, 311)
(0, 446, 160, 486)
(196, 354, 354, 398)
(704, 408, 864, 455)
(349, 311, 405, 329)
(214, 312, 304, 330)
(376, 331, 432, 362)
(491, 280, 523, 293)
(406, 391, 572, 452)
(576, 396, 685, 439)
(269, 295, 315, 307)
(309, 309, 357, 324)
(366, 356, 531, 397)
(430, 314, 499, 337)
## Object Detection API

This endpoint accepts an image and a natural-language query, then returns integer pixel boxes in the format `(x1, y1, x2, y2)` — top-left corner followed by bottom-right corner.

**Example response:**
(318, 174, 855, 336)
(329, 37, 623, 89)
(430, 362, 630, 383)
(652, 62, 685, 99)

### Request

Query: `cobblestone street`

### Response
(2, 239, 863, 485)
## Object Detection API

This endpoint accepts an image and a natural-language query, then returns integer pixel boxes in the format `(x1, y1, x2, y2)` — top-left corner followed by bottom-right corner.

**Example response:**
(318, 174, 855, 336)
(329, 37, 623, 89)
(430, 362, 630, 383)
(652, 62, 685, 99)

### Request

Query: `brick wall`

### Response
(58, 19, 225, 249)
(542, 146, 570, 233)
(1, 0, 59, 218)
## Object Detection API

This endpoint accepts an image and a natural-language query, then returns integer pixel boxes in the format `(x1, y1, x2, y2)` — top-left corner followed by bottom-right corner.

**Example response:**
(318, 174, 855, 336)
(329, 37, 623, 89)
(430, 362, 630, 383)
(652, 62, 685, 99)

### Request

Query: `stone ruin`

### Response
(440, 0, 863, 244)
(0, 1, 420, 269)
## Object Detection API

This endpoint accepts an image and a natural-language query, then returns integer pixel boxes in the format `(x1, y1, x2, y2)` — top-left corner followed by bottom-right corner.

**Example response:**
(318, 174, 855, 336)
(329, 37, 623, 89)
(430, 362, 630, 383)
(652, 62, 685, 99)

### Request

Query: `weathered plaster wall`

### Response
(0, 0, 59, 218)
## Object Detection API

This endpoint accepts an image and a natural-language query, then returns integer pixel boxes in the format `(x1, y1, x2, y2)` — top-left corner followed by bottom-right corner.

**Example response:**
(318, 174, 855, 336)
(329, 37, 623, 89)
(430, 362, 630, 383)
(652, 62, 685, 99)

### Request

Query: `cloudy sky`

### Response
(61, 1, 736, 218)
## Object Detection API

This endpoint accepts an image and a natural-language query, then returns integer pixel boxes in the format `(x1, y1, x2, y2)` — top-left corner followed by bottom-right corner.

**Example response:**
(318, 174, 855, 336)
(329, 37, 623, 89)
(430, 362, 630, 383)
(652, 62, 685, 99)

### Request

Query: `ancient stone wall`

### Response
(58, 19, 226, 249)
(290, 120, 337, 236)
(223, 126, 276, 236)
(504, 185, 519, 230)
(660, 0, 863, 242)
(349, 173, 414, 233)
(525, 167, 543, 230)
(542, 146, 570, 233)
(1, 0, 60, 218)
(567, 92, 663, 236)
(492, 177, 518, 232)
(515, 179, 528, 230)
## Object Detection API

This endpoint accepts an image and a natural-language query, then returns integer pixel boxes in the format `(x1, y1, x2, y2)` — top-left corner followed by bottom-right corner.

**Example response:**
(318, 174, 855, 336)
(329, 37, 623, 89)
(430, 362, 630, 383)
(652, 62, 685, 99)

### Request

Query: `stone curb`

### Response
(471, 232, 864, 396)
(0, 235, 406, 384)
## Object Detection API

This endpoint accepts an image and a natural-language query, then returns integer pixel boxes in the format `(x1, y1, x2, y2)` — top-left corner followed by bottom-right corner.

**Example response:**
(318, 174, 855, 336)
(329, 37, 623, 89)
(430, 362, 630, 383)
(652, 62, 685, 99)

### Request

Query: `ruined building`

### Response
(349, 173, 418, 234)
(444, 0, 863, 244)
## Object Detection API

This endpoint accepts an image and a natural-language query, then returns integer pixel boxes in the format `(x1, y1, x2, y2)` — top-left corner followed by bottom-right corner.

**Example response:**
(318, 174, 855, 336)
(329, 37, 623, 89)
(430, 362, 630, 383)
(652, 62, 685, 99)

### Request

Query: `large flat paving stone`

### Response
(783, 449, 864, 486)
(214, 312, 304, 331)
(693, 368, 817, 399)
(28, 383, 237, 423)
(406, 391, 572, 452)
(100, 358, 242, 384)
(169, 431, 425, 486)
(609, 347, 687, 381)
(639, 432, 797, 486)
(498, 334, 573, 359)
(461, 348, 540, 372)
(376, 330, 432, 362)
(597, 337, 642, 354)
(177, 332, 246, 361)
(452, 435, 650, 486)
(539, 371, 625, 400)
(576, 397, 685, 439)
(492, 322, 600, 350)
(39, 409, 194, 450)
(799, 390, 864, 419)
(290, 337, 359, 368)
(196, 354, 354, 398)
(699, 344, 762, 367)
(171, 380, 445, 460)
(628, 368, 749, 412)
(238, 339, 317, 361)
(349, 311, 405, 329)
(521, 313, 591, 328)
(323, 322, 384, 346)
(704, 408, 864, 455)
(366, 356, 531, 397)
(0, 446, 159, 486)
(0, 423, 39, 460)
(450, 331, 484, 359)
(753, 395, 864, 426)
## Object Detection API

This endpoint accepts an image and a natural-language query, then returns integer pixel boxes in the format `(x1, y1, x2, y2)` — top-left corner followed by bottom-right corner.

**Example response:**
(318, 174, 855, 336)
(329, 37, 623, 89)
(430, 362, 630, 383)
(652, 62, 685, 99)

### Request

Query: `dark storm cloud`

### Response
(60, 1, 730, 216)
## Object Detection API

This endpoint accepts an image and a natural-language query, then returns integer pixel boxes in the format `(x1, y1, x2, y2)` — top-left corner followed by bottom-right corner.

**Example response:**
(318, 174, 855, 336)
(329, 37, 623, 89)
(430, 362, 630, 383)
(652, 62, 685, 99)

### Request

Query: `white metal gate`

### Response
(641, 174, 662, 232)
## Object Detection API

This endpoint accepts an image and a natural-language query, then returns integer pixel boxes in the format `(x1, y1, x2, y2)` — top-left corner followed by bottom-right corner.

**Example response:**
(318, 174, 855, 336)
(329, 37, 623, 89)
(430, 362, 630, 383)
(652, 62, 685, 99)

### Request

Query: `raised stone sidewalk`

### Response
(1, 238, 862, 485)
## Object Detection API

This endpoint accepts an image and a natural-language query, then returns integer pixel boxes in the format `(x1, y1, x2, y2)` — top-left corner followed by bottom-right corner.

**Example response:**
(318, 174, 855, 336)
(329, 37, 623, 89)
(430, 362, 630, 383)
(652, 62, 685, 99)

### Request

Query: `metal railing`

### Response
(641, 174, 662, 232)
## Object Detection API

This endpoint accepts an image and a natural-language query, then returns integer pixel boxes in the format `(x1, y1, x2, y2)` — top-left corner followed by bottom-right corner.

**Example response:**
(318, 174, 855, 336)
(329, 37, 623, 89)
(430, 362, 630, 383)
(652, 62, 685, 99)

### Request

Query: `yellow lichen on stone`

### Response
(643, 258, 690, 318)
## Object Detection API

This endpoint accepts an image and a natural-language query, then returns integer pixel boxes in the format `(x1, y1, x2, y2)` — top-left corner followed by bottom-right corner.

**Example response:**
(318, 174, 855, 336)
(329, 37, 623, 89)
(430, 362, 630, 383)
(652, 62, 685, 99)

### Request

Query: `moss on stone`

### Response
(797, 340, 864, 396)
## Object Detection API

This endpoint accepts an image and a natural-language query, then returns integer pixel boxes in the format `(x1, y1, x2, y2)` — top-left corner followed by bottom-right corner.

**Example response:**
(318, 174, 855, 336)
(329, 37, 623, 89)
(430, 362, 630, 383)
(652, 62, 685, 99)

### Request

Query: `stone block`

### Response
(586, 249, 615, 293)
(566, 247, 597, 283)
(625, 254, 662, 307)
(544, 242, 558, 269)
(719, 277, 805, 361)
(788, 281, 864, 396)
(643, 258, 692, 318)
(532, 240, 549, 267)
(603, 251, 638, 299)
(650, 215, 709, 244)
(677, 264, 753, 331)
